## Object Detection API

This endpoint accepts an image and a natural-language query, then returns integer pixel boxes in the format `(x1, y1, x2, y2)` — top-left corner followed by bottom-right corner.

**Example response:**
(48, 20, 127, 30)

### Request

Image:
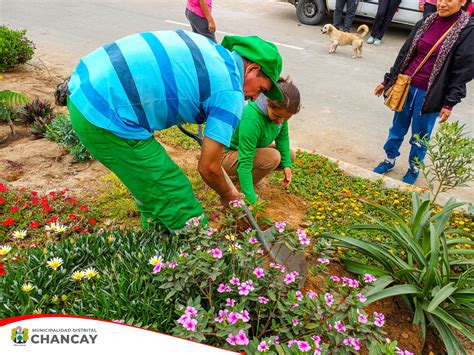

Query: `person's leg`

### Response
(252, 147, 281, 185)
(333, 0, 346, 28)
(343, 0, 358, 32)
(221, 150, 240, 183)
(185, 8, 216, 42)
(382, 86, 417, 160)
(371, 0, 389, 39)
(378, 0, 402, 39)
(408, 90, 439, 171)
(68, 100, 204, 230)
(423, 3, 437, 19)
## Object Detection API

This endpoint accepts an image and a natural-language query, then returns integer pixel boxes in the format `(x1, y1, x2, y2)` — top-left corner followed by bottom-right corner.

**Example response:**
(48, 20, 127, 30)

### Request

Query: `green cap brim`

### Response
(264, 78, 284, 101)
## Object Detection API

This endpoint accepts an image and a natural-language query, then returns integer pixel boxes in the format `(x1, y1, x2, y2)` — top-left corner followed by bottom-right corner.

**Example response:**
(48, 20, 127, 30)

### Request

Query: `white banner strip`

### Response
(0, 315, 242, 355)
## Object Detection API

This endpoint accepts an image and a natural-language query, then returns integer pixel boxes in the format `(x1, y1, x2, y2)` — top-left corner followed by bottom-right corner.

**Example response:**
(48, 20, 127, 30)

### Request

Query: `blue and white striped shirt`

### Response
(68, 30, 244, 146)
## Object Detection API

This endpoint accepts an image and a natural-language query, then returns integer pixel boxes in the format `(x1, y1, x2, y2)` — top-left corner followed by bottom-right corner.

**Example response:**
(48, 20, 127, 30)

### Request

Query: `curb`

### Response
(296, 148, 471, 212)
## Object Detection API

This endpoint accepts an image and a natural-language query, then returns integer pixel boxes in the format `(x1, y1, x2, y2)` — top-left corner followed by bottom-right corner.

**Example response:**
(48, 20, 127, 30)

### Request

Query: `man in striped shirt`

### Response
(67, 29, 283, 232)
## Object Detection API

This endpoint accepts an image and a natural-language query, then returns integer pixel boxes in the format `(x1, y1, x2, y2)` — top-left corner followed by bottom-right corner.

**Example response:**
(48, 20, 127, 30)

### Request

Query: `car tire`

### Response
(296, 0, 326, 25)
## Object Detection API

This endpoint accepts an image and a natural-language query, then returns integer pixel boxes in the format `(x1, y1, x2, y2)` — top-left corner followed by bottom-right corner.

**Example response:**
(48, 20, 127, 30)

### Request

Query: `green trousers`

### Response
(68, 100, 204, 230)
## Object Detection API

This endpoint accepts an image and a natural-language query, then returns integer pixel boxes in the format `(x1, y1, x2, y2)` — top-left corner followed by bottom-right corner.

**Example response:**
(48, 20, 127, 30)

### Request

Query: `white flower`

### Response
(56, 224, 67, 233)
(12, 230, 27, 239)
(71, 271, 85, 281)
(47, 257, 63, 270)
(84, 267, 98, 280)
(21, 282, 34, 293)
(0, 245, 12, 256)
(45, 222, 58, 231)
(148, 256, 162, 266)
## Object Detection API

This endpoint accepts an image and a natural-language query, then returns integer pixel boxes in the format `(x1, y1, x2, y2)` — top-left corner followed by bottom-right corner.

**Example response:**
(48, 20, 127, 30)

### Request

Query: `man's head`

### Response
(221, 35, 283, 102)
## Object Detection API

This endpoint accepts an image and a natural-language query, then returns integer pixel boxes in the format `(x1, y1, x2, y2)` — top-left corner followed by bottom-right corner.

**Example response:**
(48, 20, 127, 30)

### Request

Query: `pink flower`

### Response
(214, 309, 228, 323)
(364, 274, 377, 283)
(288, 340, 298, 347)
(396, 349, 414, 355)
(229, 200, 243, 208)
(296, 229, 307, 238)
(330, 275, 340, 282)
(299, 235, 310, 245)
(307, 290, 317, 299)
(292, 319, 299, 326)
(182, 317, 197, 331)
(334, 321, 347, 332)
(227, 333, 238, 346)
(207, 228, 216, 236)
(228, 312, 240, 324)
(185, 306, 197, 316)
(284, 272, 298, 284)
(257, 340, 269, 352)
(358, 313, 368, 323)
(374, 317, 385, 327)
(226, 298, 235, 307)
(217, 283, 229, 293)
(177, 314, 190, 325)
(256, 248, 264, 255)
(240, 310, 250, 322)
(253, 267, 265, 278)
(312, 335, 321, 344)
(152, 262, 165, 274)
(249, 237, 258, 244)
(238, 282, 251, 296)
(179, 252, 189, 257)
(168, 260, 177, 268)
(343, 338, 360, 351)
(317, 258, 330, 264)
(297, 341, 311, 352)
(327, 322, 332, 331)
(296, 291, 303, 301)
(324, 293, 334, 307)
(348, 279, 359, 288)
(357, 292, 367, 303)
(258, 296, 269, 304)
(210, 248, 223, 259)
(235, 329, 249, 345)
(292, 303, 299, 308)
(274, 221, 287, 233)
(229, 276, 240, 285)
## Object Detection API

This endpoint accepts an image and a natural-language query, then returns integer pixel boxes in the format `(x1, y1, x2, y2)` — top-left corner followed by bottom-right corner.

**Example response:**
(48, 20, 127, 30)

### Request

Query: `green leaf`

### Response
(427, 313, 466, 355)
(341, 259, 389, 276)
(366, 284, 420, 304)
(364, 275, 394, 297)
(427, 283, 456, 312)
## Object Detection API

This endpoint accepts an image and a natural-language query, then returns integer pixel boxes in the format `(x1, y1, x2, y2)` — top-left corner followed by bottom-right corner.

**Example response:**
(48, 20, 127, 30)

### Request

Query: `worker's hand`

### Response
(208, 18, 216, 33)
(282, 167, 292, 186)
(374, 84, 385, 97)
(438, 108, 452, 123)
(419, 4, 425, 11)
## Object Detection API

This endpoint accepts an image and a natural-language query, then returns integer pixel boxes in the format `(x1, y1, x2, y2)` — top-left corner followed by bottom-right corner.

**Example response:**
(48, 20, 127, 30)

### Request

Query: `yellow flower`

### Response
(84, 267, 98, 280)
(12, 230, 27, 239)
(225, 234, 236, 241)
(47, 257, 63, 270)
(148, 256, 162, 266)
(61, 295, 68, 302)
(42, 248, 48, 255)
(21, 282, 34, 293)
(71, 271, 85, 281)
(393, 200, 400, 204)
(375, 237, 382, 242)
(0, 245, 12, 256)
(107, 235, 115, 243)
(52, 295, 59, 303)
(228, 243, 241, 253)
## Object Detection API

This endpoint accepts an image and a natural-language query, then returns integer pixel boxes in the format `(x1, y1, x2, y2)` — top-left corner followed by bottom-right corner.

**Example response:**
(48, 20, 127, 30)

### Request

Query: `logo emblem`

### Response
(11, 326, 29, 345)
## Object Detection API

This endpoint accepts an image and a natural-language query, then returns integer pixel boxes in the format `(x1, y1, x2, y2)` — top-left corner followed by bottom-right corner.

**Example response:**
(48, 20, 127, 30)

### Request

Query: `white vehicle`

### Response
(288, 0, 423, 27)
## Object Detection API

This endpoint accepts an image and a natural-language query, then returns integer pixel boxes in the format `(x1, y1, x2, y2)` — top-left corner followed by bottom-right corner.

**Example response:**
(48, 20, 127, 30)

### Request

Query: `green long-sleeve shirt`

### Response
(227, 100, 292, 203)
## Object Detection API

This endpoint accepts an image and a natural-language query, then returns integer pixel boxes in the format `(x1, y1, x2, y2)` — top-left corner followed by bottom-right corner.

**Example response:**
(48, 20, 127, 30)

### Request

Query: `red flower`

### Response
(10, 206, 19, 213)
(31, 197, 39, 205)
(43, 206, 53, 213)
(31, 191, 38, 196)
(47, 217, 58, 224)
(0, 263, 3, 268)
(69, 214, 77, 219)
(0, 184, 8, 192)
(80, 205, 88, 211)
(21, 203, 28, 208)
(0, 268, 6, 276)
(89, 218, 96, 226)
(2, 218, 14, 226)
(67, 199, 77, 204)
(49, 191, 56, 196)
(73, 225, 80, 231)
(0, 197, 5, 204)
(30, 220, 40, 228)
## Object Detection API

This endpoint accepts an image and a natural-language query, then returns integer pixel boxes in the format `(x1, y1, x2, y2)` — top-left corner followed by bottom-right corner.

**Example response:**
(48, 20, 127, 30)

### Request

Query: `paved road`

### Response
(2, 0, 473, 200)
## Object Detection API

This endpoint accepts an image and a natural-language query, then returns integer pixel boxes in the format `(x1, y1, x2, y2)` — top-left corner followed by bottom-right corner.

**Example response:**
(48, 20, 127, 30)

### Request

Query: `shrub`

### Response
(17, 98, 55, 138)
(326, 193, 474, 353)
(45, 113, 92, 162)
(415, 121, 474, 202)
(0, 26, 35, 72)
(0, 90, 30, 135)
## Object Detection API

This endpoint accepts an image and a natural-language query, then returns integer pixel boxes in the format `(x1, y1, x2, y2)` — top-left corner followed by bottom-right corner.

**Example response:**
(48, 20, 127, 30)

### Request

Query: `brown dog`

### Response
(321, 24, 369, 58)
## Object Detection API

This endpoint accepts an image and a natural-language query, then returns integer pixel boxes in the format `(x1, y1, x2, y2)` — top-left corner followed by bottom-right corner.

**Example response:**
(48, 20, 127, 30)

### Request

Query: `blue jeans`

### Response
(383, 85, 439, 170)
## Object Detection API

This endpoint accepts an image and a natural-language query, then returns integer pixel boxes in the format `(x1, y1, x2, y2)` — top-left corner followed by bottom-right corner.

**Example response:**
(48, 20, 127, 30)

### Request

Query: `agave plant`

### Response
(0, 90, 30, 135)
(325, 193, 474, 353)
(17, 98, 55, 138)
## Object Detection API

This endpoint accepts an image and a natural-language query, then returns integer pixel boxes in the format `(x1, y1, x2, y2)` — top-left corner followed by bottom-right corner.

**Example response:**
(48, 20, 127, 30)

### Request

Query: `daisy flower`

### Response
(21, 282, 34, 293)
(12, 230, 27, 239)
(71, 271, 85, 281)
(0, 245, 12, 256)
(148, 256, 162, 266)
(47, 257, 63, 270)
(84, 267, 98, 280)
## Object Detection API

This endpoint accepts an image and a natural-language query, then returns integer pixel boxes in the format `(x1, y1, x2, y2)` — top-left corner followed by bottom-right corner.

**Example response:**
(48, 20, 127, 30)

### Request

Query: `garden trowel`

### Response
(177, 125, 307, 282)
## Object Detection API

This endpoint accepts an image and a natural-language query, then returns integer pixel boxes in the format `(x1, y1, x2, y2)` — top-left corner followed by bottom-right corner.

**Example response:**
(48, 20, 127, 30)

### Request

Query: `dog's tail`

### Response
(356, 24, 370, 39)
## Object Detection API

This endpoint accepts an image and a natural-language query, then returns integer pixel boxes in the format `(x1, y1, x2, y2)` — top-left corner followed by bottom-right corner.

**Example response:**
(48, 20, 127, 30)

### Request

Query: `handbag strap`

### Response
(411, 20, 458, 77)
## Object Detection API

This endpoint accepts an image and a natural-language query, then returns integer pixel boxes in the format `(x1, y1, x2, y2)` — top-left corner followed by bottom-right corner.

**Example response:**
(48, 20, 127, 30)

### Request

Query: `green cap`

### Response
(221, 35, 283, 101)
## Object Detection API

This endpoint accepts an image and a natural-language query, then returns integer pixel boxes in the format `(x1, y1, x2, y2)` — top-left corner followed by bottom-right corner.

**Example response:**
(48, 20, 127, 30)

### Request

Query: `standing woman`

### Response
(373, 0, 473, 185)
(367, 0, 403, 45)
(186, 0, 216, 42)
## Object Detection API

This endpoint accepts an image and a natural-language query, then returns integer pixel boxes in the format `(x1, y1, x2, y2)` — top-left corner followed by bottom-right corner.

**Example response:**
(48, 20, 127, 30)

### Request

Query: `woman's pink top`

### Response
(187, 0, 213, 18)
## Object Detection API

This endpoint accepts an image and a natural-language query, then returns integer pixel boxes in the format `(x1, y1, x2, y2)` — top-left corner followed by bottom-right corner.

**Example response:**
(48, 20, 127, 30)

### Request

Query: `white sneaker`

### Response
(373, 38, 382, 46)
(367, 36, 375, 44)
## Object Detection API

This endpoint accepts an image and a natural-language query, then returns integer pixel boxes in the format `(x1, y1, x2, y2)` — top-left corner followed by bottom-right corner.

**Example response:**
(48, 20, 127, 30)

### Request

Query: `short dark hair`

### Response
(267, 77, 301, 114)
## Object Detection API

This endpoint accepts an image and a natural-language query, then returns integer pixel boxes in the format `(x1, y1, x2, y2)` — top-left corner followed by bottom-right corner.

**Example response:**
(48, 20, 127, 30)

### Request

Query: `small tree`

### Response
(415, 121, 474, 203)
